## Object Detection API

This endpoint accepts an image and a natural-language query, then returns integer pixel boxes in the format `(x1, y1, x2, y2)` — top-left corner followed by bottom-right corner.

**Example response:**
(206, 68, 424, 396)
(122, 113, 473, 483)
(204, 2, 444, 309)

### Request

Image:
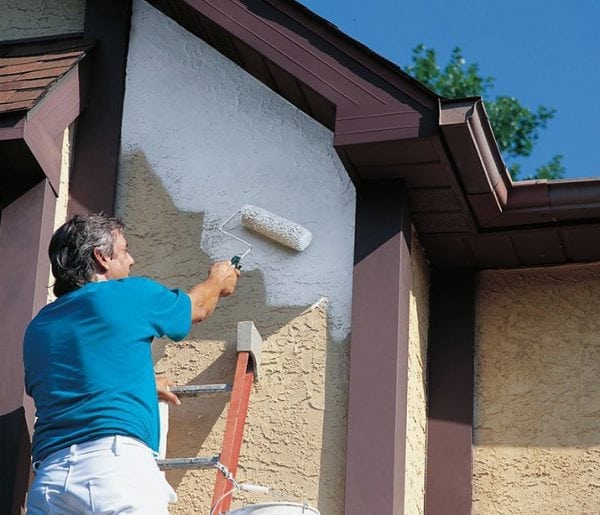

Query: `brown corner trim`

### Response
(68, 0, 132, 216)
(24, 66, 86, 194)
(0, 179, 57, 514)
(345, 180, 411, 514)
(425, 269, 477, 515)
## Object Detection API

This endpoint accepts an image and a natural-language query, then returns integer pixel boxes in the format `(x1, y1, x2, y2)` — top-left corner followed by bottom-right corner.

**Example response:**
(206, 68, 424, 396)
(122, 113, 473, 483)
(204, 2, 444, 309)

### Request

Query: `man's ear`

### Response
(93, 247, 109, 272)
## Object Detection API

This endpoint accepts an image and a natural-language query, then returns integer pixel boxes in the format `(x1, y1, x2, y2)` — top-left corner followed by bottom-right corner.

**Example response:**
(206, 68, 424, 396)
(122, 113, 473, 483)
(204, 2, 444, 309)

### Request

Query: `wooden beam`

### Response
(0, 179, 57, 514)
(425, 269, 477, 515)
(68, 0, 132, 215)
(345, 180, 412, 514)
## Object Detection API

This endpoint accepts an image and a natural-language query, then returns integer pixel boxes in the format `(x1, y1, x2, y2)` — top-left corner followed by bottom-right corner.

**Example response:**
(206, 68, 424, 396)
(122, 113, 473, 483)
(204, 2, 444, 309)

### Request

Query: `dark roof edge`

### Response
(282, 0, 438, 102)
(439, 97, 600, 228)
(0, 34, 89, 53)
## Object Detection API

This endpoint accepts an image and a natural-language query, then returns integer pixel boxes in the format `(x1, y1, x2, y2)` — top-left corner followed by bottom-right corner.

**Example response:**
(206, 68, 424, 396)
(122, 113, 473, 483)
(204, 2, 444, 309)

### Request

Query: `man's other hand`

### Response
(155, 374, 181, 406)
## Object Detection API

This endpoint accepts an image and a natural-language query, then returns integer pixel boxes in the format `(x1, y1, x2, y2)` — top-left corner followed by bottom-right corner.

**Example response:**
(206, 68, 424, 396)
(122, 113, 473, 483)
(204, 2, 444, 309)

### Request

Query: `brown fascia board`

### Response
(23, 67, 80, 193)
(151, 0, 438, 128)
(266, 0, 437, 108)
(440, 96, 600, 230)
(502, 178, 600, 224)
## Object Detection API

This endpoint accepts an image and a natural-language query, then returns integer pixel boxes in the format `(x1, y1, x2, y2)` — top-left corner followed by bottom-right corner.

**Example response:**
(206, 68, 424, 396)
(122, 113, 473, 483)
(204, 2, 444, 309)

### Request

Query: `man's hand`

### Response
(155, 374, 181, 406)
(208, 261, 240, 297)
(188, 261, 240, 323)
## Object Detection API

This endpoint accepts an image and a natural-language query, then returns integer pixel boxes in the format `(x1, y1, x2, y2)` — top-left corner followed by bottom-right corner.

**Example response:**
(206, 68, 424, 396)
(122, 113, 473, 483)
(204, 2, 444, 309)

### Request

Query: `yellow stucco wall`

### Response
(404, 230, 430, 515)
(0, 0, 85, 41)
(474, 265, 600, 514)
(46, 125, 74, 303)
(115, 153, 349, 514)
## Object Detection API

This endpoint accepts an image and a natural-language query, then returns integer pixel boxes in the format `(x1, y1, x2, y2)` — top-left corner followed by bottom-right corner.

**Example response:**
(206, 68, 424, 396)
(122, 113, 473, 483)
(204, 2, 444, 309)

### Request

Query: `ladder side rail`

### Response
(211, 351, 254, 514)
(229, 371, 253, 473)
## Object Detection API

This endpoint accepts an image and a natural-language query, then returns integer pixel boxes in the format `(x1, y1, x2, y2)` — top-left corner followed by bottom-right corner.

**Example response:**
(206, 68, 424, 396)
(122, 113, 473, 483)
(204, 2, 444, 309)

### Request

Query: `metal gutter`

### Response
(440, 96, 600, 230)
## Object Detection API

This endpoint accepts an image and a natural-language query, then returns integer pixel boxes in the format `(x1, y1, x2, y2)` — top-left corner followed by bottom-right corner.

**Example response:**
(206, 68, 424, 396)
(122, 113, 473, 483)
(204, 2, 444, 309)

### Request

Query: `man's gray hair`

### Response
(49, 214, 126, 297)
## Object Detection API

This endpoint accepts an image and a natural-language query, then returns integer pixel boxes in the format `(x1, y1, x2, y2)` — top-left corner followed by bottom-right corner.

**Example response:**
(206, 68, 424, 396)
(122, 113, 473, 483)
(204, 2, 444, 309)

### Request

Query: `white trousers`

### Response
(27, 435, 174, 514)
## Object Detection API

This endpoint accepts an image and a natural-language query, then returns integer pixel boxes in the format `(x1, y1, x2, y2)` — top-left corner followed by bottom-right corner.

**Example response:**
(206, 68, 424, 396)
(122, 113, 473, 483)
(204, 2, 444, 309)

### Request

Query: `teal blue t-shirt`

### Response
(24, 277, 192, 463)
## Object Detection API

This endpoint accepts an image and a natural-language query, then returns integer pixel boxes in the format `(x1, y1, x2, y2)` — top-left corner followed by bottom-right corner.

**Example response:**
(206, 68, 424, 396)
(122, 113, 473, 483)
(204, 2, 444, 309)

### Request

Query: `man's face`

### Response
(104, 232, 135, 280)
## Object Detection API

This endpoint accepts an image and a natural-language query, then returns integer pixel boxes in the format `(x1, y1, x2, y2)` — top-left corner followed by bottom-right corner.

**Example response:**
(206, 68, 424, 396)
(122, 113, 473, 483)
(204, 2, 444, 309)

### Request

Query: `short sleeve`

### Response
(130, 278, 192, 341)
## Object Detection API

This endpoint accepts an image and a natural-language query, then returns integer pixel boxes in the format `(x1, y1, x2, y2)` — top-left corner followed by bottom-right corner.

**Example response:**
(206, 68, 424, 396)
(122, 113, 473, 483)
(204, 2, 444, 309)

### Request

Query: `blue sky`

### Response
(298, 0, 600, 179)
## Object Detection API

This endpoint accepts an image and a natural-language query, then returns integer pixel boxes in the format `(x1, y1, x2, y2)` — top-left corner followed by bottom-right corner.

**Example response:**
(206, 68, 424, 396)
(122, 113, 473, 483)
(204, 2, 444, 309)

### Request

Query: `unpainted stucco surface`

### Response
(117, 1, 354, 512)
(474, 266, 600, 514)
(0, 0, 85, 41)
(404, 231, 430, 515)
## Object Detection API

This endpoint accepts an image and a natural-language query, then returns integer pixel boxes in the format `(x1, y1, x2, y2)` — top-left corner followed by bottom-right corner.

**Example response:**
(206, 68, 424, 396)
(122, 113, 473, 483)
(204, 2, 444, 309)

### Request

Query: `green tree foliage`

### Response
(405, 44, 565, 180)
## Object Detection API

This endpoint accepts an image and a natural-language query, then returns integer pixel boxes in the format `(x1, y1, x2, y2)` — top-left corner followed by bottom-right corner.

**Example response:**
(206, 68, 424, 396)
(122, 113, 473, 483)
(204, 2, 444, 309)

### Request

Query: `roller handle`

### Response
(231, 255, 242, 270)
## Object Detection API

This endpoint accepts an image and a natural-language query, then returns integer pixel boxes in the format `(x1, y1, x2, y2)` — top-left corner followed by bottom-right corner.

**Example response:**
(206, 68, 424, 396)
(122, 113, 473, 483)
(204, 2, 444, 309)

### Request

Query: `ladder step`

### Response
(171, 384, 232, 397)
(157, 455, 220, 470)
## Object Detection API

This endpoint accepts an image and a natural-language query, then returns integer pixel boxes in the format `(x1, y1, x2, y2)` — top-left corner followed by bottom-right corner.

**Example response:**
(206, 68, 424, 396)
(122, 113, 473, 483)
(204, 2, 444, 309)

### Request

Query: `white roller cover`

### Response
(241, 205, 312, 252)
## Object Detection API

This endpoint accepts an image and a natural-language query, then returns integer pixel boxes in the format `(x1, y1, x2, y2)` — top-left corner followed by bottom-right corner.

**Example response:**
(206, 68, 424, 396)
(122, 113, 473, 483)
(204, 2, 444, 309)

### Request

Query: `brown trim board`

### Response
(425, 269, 477, 515)
(68, 0, 132, 216)
(346, 180, 412, 514)
(0, 179, 57, 514)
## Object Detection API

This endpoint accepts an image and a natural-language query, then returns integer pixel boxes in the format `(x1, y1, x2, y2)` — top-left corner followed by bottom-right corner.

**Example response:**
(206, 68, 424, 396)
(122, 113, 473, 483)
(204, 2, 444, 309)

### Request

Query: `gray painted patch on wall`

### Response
(120, 0, 356, 340)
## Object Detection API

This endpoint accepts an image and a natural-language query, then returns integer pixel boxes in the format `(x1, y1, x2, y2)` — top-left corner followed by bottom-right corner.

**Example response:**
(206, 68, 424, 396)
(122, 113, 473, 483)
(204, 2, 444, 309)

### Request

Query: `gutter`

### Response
(439, 97, 600, 229)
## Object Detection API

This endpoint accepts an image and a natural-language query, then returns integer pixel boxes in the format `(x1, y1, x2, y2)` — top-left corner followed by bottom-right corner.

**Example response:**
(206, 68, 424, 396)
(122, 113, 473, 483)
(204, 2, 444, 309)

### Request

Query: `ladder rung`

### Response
(157, 455, 219, 470)
(170, 384, 232, 397)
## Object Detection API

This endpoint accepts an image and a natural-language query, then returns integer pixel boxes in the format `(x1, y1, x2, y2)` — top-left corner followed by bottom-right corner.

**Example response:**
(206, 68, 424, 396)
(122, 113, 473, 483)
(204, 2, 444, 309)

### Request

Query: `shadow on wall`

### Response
(317, 329, 349, 515)
(116, 151, 349, 512)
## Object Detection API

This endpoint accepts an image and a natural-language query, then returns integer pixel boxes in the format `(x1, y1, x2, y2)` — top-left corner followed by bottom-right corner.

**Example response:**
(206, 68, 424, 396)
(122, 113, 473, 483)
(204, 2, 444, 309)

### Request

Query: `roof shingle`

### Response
(0, 38, 93, 115)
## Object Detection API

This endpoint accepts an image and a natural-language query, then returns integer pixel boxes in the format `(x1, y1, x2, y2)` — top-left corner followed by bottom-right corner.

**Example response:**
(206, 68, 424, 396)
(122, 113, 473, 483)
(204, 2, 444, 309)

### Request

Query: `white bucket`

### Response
(227, 502, 320, 514)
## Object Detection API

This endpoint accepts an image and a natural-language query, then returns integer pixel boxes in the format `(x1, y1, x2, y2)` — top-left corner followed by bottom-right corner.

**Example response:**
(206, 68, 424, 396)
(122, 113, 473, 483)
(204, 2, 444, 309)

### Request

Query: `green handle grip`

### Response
(231, 255, 242, 270)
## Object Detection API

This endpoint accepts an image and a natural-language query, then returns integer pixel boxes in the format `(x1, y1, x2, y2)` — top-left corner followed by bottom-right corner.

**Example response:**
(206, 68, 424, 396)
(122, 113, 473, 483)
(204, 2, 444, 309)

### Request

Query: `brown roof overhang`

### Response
(0, 38, 93, 206)
(145, 0, 600, 270)
(440, 98, 600, 228)
(433, 97, 600, 268)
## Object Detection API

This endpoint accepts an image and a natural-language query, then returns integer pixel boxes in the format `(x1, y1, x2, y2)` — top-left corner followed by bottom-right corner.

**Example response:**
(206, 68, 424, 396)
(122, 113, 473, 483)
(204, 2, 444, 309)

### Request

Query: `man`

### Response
(24, 214, 239, 514)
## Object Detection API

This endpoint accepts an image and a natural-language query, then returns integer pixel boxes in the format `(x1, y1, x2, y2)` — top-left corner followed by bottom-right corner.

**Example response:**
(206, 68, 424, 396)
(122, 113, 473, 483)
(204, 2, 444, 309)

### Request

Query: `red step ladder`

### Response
(157, 321, 262, 514)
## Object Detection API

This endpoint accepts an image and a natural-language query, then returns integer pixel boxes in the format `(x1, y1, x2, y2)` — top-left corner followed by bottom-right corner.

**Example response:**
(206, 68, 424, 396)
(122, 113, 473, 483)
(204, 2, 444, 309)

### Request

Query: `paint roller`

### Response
(219, 204, 312, 268)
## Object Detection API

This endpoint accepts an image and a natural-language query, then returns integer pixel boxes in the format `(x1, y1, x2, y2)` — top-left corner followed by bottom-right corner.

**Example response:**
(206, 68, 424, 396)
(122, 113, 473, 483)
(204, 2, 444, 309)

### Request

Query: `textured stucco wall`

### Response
(46, 125, 73, 303)
(404, 231, 430, 515)
(117, 1, 354, 512)
(121, 0, 355, 343)
(474, 266, 600, 514)
(0, 0, 85, 41)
